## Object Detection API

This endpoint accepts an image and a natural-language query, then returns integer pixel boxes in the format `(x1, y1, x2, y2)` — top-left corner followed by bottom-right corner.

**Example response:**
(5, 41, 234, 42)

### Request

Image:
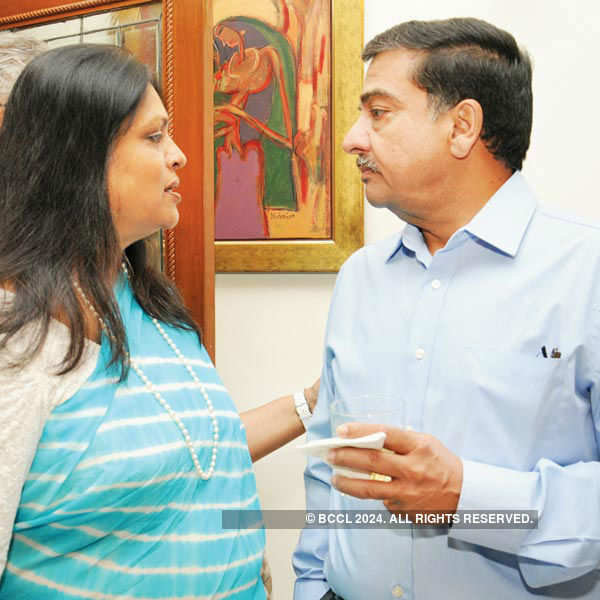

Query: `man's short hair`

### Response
(0, 31, 48, 102)
(363, 18, 532, 172)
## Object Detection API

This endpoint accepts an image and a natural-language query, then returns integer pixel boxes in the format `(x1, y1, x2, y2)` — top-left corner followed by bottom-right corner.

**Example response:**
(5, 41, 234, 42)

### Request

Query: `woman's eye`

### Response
(148, 132, 163, 143)
(370, 109, 385, 119)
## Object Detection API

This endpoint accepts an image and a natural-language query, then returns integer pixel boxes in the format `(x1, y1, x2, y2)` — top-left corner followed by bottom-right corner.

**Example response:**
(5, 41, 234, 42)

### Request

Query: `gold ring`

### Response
(369, 472, 392, 482)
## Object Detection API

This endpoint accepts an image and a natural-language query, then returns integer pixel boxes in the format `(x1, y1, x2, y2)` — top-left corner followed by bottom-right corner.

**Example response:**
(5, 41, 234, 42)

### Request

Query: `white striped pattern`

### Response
(49, 522, 262, 543)
(81, 377, 120, 390)
(13, 534, 263, 575)
(37, 441, 89, 451)
(20, 495, 77, 511)
(97, 410, 239, 433)
(48, 407, 108, 421)
(45, 493, 260, 516)
(25, 472, 67, 483)
(132, 357, 211, 369)
(81, 468, 253, 490)
(27, 466, 250, 490)
(116, 381, 227, 397)
(18, 469, 255, 515)
(5, 563, 259, 600)
(6, 284, 264, 599)
(75, 440, 247, 471)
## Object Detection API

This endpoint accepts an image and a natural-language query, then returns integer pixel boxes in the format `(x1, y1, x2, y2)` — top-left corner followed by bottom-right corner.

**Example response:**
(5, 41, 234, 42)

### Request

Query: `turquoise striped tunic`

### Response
(0, 278, 266, 599)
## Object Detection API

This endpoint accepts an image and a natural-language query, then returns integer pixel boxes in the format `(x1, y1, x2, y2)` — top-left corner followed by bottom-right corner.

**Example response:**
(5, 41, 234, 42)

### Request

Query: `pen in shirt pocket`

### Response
(540, 345, 561, 358)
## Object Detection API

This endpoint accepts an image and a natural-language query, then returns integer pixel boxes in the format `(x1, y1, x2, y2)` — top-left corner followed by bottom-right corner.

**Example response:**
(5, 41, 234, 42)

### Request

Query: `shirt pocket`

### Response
(453, 347, 574, 469)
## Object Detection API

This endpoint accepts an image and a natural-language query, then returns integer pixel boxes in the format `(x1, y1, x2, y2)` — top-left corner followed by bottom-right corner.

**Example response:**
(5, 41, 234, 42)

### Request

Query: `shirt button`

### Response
(392, 585, 404, 598)
(415, 348, 425, 360)
(431, 279, 441, 289)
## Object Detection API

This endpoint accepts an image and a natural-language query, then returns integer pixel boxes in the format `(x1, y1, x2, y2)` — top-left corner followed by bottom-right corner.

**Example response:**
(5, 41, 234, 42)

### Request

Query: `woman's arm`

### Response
(240, 379, 319, 462)
(0, 318, 97, 578)
(0, 369, 53, 577)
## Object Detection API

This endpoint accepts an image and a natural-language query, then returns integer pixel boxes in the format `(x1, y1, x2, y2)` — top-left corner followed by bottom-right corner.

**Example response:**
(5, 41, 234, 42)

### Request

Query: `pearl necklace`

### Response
(73, 268, 219, 480)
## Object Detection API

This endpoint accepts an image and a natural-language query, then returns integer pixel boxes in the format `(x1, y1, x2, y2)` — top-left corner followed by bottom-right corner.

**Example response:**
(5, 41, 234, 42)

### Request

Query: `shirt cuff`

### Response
(448, 458, 539, 555)
(293, 578, 330, 600)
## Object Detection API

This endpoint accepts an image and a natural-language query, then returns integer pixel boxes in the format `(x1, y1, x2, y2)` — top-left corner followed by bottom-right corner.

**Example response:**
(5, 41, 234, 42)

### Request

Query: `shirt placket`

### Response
(404, 243, 462, 432)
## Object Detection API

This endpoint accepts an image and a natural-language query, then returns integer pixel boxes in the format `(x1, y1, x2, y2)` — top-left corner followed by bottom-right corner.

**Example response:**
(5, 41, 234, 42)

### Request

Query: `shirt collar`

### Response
(462, 171, 537, 257)
(387, 171, 537, 262)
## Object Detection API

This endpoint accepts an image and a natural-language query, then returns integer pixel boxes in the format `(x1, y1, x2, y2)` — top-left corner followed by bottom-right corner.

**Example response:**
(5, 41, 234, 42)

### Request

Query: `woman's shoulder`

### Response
(0, 287, 100, 410)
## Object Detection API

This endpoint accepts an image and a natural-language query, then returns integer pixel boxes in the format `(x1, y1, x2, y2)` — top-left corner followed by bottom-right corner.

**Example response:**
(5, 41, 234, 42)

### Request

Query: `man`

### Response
(0, 31, 47, 123)
(293, 17, 600, 600)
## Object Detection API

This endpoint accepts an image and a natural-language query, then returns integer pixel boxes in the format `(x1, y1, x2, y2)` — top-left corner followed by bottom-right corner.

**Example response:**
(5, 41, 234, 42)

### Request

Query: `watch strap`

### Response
(293, 390, 312, 428)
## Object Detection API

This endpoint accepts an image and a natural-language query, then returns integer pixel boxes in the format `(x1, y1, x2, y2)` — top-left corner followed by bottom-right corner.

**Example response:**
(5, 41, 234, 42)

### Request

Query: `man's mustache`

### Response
(356, 155, 380, 173)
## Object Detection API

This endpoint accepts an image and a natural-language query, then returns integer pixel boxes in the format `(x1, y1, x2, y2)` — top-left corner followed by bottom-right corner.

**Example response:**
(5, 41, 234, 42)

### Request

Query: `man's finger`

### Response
(327, 446, 406, 480)
(331, 473, 397, 500)
(336, 422, 420, 455)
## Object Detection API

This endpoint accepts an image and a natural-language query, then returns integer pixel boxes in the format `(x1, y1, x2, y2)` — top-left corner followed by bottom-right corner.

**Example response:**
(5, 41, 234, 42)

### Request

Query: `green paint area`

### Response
(214, 18, 298, 211)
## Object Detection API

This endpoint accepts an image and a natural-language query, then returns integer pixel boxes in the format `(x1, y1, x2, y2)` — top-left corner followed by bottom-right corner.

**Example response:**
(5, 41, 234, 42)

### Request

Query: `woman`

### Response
(0, 44, 317, 598)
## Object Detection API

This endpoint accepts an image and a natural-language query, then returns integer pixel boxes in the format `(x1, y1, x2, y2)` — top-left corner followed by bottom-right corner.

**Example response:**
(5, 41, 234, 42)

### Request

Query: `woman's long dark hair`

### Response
(0, 44, 200, 378)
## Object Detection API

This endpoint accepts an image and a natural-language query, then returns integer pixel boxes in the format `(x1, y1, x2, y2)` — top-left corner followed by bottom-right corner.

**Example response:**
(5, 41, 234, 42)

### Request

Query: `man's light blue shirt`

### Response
(293, 172, 600, 599)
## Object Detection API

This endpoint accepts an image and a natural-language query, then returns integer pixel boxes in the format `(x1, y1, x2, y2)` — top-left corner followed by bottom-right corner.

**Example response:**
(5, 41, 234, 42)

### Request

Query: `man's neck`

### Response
(418, 167, 513, 255)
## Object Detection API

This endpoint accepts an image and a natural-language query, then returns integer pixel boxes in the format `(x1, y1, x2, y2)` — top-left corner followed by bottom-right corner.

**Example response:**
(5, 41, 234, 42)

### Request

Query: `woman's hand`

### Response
(240, 375, 321, 462)
(304, 377, 320, 414)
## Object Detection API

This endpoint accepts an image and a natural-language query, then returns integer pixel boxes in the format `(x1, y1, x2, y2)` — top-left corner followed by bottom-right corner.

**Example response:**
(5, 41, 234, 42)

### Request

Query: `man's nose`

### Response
(342, 116, 369, 155)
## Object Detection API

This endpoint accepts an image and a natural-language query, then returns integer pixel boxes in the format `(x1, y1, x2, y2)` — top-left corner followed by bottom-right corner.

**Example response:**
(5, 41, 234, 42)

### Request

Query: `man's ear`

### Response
(448, 99, 483, 159)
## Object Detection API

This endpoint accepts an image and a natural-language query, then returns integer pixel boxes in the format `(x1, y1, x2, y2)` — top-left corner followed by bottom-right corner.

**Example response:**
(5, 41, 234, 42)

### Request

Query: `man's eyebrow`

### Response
(360, 89, 403, 106)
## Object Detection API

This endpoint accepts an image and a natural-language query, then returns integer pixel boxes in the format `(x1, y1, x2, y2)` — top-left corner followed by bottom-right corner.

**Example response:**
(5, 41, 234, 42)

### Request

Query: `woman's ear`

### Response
(448, 99, 483, 159)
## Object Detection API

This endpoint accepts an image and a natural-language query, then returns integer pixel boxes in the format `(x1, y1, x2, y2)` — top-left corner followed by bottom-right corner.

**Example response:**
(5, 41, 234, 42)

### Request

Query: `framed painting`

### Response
(0, 0, 216, 360)
(213, 0, 364, 272)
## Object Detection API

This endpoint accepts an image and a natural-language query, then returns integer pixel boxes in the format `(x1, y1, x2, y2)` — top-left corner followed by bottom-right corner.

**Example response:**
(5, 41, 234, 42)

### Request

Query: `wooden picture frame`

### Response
(0, 0, 216, 360)
(213, 0, 364, 272)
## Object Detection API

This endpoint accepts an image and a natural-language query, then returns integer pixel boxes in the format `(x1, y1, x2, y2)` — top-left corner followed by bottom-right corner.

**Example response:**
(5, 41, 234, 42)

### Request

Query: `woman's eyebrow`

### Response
(143, 116, 169, 129)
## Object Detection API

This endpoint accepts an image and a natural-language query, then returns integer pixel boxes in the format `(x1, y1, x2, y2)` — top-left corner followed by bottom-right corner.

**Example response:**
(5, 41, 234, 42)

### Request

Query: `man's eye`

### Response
(370, 109, 385, 119)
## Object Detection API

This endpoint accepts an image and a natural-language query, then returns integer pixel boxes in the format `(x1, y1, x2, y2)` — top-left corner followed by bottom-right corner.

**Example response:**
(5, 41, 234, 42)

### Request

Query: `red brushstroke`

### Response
(282, 1, 290, 33)
(319, 34, 327, 74)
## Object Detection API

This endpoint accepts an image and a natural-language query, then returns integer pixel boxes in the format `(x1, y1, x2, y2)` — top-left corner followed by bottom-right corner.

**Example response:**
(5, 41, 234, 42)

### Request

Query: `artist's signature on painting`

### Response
(270, 212, 296, 219)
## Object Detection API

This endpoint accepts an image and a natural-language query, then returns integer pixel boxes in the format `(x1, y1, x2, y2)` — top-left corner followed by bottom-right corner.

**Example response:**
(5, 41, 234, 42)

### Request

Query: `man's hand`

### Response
(327, 423, 463, 520)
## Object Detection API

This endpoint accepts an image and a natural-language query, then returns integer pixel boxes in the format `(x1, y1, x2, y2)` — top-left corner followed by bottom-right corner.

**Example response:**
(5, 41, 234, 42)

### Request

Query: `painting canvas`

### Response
(212, 0, 363, 272)
(214, 0, 331, 242)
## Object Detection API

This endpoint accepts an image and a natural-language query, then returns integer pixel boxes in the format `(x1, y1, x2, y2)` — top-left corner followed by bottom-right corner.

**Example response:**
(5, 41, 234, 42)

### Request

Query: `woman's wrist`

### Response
(303, 385, 317, 413)
(304, 377, 320, 413)
(294, 391, 312, 428)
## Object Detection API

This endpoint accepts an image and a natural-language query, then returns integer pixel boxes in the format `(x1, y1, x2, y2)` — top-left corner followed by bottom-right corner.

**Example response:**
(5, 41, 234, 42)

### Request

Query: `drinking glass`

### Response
(330, 393, 405, 434)
(329, 393, 405, 481)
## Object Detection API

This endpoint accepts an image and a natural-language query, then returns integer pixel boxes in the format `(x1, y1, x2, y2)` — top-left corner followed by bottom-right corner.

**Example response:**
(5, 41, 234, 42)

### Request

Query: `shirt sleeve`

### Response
(448, 380, 600, 588)
(0, 318, 98, 577)
(292, 267, 346, 600)
(292, 358, 334, 600)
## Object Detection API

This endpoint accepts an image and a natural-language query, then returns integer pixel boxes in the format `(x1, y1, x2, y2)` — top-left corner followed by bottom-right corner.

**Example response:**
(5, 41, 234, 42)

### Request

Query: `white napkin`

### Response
(297, 432, 391, 481)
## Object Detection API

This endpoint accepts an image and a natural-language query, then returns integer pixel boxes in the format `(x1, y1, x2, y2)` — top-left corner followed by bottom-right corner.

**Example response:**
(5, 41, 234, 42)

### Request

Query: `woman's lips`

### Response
(165, 189, 182, 203)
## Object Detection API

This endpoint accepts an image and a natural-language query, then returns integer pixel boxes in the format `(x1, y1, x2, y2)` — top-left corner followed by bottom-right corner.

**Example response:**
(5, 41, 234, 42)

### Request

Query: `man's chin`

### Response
(360, 170, 381, 184)
(365, 194, 389, 209)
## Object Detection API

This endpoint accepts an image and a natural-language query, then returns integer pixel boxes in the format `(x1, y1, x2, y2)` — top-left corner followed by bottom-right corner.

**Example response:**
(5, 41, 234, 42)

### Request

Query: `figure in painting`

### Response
(214, 21, 296, 239)
(213, 0, 331, 241)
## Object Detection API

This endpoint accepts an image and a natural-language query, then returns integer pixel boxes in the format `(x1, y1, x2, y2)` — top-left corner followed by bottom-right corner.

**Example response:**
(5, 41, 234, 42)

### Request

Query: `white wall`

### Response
(216, 1, 600, 597)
